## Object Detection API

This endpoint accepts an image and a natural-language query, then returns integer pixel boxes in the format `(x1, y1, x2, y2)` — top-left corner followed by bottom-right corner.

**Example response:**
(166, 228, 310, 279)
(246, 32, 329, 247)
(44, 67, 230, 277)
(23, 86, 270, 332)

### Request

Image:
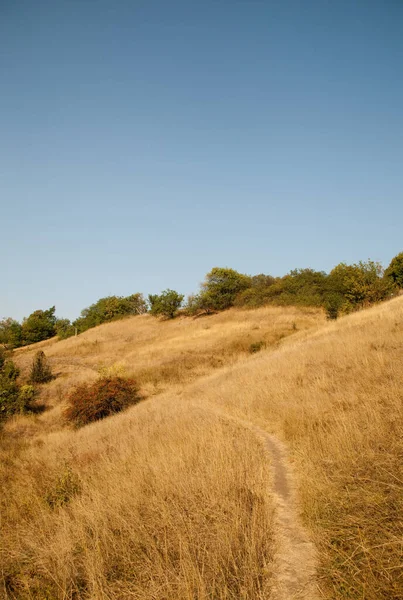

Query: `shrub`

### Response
(1, 359, 20, 381)
(55, 318, 76, 340)
(21, 306, 57, 345)
(324, 294, 344, 320)
(385, 252, 403, 289)
(0, 360, 37, 422)
(148, 289, 184, 319)
(74, 293, 147, 333)
(18, 384, 37, 407)
(271, 269, 328, 307)
(9, 384, 38, 415)
(234, 287, 273, 308)
(234, 274, 276, 308)
(97, 362, 126, 378)
(328, 260, 394, 308)
(199, 267, 251, 312)
(64, 376, 140, 427)
(29, 351, 53, 384)
(0, 376, 20, 422)
(45, 466, 81, 509)
(249, 341, 266, 353)
(0, 318, 23, 349)
(184, 294, 203, 316)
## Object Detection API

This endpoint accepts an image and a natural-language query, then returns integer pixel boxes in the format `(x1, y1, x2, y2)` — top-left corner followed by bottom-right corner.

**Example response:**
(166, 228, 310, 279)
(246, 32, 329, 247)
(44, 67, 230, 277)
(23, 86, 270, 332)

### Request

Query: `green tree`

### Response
(55, 318, 76, 340)
(234, 274, 276, 308)
(123, 293, 148, 315)
(328, 260, 394, 309)
(246, 269, 328, 308)
(324, 293, 344, 320)
(278, 269, 328, 306)
(74, 294, 147, 334)
(21, 306, 57, 345)
(385, 252, 403, 289)
(0, 372, 20, 423)
(2, 359, 20, 381)
(184, 294, 202, 316)
(148, 289, 184, 319)
(198, 267, 251, 312)
(29, 351, 53, 384)
(0, 318, 23, 349)
(0, 357, 35, 422)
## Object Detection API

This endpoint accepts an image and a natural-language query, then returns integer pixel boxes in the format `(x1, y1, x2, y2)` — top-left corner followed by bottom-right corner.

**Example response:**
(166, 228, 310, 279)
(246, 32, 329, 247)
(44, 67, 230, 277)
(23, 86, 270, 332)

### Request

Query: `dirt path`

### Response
(203, 405, 320, 600)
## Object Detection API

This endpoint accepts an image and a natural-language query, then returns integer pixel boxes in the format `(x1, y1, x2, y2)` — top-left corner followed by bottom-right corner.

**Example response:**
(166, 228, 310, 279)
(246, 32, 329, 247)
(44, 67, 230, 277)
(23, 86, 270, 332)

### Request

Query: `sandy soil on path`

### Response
(201, 405, 321, 600)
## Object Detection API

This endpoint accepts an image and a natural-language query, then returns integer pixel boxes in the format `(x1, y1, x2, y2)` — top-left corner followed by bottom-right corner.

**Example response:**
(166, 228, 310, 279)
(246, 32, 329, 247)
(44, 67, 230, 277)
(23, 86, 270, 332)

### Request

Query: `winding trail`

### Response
(203, 405, 320, 600)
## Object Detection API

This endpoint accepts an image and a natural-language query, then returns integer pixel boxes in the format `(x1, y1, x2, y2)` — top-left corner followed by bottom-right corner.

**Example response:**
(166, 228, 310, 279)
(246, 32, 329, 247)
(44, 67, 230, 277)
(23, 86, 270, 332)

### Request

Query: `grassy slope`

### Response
(1, 305, 320, 599)
(1, 301, 402, 599)
(186, 297, 403, 599)
(11, 305, 321, 436)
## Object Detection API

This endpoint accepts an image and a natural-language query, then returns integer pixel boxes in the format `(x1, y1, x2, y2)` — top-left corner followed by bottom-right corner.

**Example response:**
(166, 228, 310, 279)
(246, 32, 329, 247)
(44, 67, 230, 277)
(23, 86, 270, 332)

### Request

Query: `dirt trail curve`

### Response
(203, 405, 320, 600)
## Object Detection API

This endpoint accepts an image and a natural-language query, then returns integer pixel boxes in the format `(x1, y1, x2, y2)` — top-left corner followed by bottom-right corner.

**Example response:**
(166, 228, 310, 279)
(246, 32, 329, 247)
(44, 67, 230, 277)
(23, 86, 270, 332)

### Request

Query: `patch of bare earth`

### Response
(205, 406, 320, 600)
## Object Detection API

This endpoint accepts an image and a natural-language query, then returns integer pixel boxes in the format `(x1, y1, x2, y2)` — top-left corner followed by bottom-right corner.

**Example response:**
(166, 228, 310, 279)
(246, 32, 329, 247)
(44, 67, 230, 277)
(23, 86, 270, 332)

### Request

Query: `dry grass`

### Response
(181, 297, 403, 599)
(1, 401, 274, 599)
(11, 306, 322, 435)
(2, 306, 319, 599)
(2, 300, 403, 599)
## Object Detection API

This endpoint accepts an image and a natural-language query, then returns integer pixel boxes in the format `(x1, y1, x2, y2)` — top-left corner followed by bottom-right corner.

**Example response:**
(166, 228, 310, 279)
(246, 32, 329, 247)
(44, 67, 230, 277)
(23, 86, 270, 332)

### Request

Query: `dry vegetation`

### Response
(184, 297, 403, 599)
(1, 300, 402, 599)
(1, 403, 275, 599)
(11, 305, 321, 434)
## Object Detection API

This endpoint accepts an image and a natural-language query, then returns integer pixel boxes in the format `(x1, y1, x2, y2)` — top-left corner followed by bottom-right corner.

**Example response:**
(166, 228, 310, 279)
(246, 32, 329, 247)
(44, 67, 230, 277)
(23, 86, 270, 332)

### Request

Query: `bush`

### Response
(18, 384, 37, 407)
(324, 294, 344, 320)
(0, 318, 23, 349)
(64, 376, 140, 427)
(385, 252, 403, 289)
(234, 274, 276, 308)
(198, 267, 251, 312)
(29, 351, 53, 384)
(0, 375, 21, 422)
(234, 286, 273, 308)
(97, 362, 126, 378)
(328, 260, 394, 308)
(148, 289, 184, 319)
(271, 269, 328, 307)
(74, 294, 147, 334)
(184, 294, 203, 316)
(1, 358, 19, 381)
(21, 306, 57, 345)
(0, 360, 37, 422)
(45, 466, 81, 509)
(55, 318, 76, 340)
(249, 341, 266, 353)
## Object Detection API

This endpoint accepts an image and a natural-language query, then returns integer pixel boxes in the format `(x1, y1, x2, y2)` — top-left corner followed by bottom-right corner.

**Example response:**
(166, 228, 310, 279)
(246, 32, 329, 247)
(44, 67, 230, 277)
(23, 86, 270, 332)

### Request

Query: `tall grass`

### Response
(2, 300, 402, 599)
(11, 305, 322, 431)
(186, 297, 403, 599)
(1, 403, 274, 599)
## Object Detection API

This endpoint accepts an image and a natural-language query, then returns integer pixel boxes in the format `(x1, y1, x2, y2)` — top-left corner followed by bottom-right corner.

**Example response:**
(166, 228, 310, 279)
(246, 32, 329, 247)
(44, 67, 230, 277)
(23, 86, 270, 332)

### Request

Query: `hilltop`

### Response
(1, 299, 402, 599)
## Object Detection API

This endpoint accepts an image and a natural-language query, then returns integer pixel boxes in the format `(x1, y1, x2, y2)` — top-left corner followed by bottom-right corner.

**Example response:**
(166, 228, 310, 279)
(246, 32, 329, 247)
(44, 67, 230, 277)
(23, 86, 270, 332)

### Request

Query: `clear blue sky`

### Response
(1, 0, 402, 321)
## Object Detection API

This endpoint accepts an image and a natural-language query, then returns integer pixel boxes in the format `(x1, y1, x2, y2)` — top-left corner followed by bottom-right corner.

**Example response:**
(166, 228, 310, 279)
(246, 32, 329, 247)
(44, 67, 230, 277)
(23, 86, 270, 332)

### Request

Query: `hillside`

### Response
(1, 300, 402, 599)
(10, 305, 322, 436)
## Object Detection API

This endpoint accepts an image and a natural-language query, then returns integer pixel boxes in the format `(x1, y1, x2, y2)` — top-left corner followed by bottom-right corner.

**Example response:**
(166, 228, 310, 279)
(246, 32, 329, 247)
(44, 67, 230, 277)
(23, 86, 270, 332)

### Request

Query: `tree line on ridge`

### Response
(1, 252, 402, 350)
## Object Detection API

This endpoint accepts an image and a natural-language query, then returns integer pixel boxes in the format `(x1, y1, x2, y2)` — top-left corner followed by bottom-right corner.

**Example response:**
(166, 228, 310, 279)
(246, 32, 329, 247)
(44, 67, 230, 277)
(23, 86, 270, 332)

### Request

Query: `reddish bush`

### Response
(64, 377, 139, 427)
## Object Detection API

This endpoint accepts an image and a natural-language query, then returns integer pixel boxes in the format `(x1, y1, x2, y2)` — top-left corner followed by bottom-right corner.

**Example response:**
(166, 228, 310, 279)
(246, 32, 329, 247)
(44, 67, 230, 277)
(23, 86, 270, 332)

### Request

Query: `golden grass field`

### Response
(1, 301, 402, 599)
